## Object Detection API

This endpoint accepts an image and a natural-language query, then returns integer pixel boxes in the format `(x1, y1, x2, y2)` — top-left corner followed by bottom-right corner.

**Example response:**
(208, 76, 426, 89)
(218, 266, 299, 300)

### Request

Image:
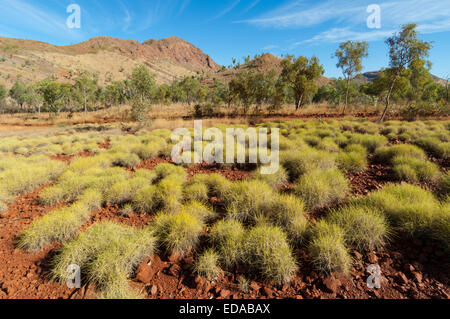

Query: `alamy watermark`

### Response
(171, 121, 280, 175)
(66, 4, 81, 29)
(367, 4, 381, 29)
(366, 264, 381, 289)
(66, 264, 81, 289)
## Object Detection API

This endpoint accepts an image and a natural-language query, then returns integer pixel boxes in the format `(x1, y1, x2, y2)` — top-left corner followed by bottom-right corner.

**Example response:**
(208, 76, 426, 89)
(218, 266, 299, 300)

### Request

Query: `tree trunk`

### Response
(343, 78, 350, 115)
(380, 73, 399, 122)
(296, 94, 304, 110)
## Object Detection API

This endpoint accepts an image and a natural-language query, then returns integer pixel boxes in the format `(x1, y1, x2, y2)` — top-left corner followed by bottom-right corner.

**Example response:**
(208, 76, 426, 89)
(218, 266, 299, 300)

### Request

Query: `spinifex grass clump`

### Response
(153, 210, 204, 256)
(52, 222, 156, 299)
(183, 183, 209, 203)
(0, 156, 66, 197)
(346, 133, 388, 153)
(194, 249, 222, 281)
(190, 173, 232, 199)
(375, 144, 427, 163)
(439, 172, 450, 197)
(391, 156, 441, 183)
(307, 220, 352, 274)
(210, 219, 245, 269)
(105, 177, 149, 205)
(362, 184, 440, 237)
(337, 145, 368, 173)
(266, 194, 308, 245)
(414, 137, 450, 160)
(251, 167, 288, 191)
(294, 169, 350, 210)
(18, 200, 92, 252)
(280, 149, 336, 181)
(327, 205, 391, 251)
(223, 180, 275, 223)
(242, 225, 297, 284)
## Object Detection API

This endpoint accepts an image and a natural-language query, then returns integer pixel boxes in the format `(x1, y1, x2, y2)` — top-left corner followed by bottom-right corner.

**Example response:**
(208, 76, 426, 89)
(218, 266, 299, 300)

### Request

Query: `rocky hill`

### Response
(0, 36, 219, 87)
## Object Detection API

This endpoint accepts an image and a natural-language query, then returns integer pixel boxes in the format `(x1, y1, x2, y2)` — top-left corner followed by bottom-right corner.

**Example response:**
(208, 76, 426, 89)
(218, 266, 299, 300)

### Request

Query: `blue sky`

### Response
(0, 0, 449, 78)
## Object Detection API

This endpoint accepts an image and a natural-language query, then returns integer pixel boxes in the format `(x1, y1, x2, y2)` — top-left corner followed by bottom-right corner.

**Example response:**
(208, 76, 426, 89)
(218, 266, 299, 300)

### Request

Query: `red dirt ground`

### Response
(0, 154, 449, 299)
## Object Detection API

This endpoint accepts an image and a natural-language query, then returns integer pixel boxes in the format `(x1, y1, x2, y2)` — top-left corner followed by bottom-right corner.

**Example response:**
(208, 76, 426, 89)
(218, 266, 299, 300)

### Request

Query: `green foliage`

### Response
(280, 55, 324, 109)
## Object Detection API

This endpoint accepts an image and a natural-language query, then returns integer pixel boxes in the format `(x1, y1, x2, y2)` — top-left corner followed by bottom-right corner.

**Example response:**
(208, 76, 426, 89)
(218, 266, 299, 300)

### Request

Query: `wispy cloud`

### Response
(117, 0, 131, 32)
(209, 0, 241, 21)
(242, 0, 450, 43)
(0, 0, 85, 39)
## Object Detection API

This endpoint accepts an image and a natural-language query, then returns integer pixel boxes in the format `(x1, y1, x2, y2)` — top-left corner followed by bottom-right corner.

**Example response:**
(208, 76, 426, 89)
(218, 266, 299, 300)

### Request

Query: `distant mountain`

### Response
(355, 71, 447, 85)
(0, 36, 219, 87)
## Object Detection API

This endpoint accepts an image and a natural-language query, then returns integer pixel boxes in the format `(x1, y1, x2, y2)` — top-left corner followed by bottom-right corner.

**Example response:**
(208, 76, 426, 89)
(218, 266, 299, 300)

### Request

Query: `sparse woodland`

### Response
(0, 24, 448, 122)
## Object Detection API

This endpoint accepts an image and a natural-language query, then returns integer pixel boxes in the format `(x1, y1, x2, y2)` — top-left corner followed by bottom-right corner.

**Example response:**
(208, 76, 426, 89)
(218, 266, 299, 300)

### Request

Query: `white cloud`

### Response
(242, 0, 450, 43)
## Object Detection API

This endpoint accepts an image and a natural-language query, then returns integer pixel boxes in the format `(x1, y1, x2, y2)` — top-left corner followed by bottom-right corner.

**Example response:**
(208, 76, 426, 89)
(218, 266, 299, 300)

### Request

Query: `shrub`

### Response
(280, 149, 336, 181)
(190, 173, 231, 199)
(153, 211, 204, 256)
(251, 167, 288, 191)
(194, 249, 222, 281)
(363, 184, 440, 237)
(223, 180, 275, 223)
(308, 221, 351, 274)
(327, 205, 391, 251)
(210, 219, 245, 269)
(243, 225, 297, 284)
(294, 169, 350, 210)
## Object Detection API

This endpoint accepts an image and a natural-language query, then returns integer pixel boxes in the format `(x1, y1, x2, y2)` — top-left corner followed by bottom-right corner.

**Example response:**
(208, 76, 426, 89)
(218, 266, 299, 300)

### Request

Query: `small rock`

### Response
(250, 281, 261, 291)
(413, 272, 423, 283)
(168, 264, 181, 277)
(367, 253, 378, 264)
(353, 251, 363, 260)
(150, 285, 158, 296)
(396, 272, 408, 285)
(220, 289, 231, 299)
(263, 287, 273, 298)
(135, 263, 154, 284)
(323, 275, 341, 294)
